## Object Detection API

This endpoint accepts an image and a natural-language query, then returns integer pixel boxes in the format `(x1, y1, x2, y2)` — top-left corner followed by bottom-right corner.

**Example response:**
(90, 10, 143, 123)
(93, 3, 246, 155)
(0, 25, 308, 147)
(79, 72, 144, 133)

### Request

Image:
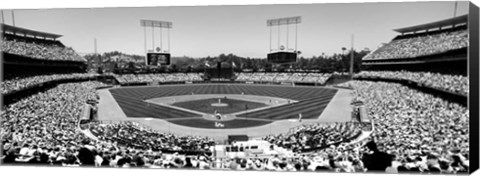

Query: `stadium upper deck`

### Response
(1, 24, 86, 62)
(362, 15, 468, 62)
(361, 15, 469, 75)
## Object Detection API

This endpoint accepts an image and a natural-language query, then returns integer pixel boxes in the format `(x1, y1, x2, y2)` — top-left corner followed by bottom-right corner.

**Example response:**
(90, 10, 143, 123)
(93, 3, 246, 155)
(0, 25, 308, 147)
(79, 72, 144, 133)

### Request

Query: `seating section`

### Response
(114, 73, 204, 84)
(363, 28, 468, 60)
(235, 72, 332, 84)
(354, 71, 468, 95)
(274, 73, 292, 82)
(337, 80, 469, 173)
(1, 35, 85, 62)
(3, 33, 64, 47)
(263, 122, 362, 152)
(89, 121, 215, 151)
(1, 81, 107, 164)
(1, 73, 100, 95)
(114, 72, 331, 85)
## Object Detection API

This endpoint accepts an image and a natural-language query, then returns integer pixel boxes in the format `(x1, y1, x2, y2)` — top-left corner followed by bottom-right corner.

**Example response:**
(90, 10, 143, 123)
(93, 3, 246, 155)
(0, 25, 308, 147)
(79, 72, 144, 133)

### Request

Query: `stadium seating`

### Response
(337, 80, 469, 173)
(354, 71, 468, 95)
(1, 73, 100, 95)
(113, 73, 204, 84)
(89, 121, 214, 152)
(273, 73, 291, 82)
(1, 35, 86, 62)
(0, 76, 470, 173)
(263, 122, 362, 152)
(1, 81, 106, 165)
(233, 72, 331, 84)
(363, 28, 468, 60)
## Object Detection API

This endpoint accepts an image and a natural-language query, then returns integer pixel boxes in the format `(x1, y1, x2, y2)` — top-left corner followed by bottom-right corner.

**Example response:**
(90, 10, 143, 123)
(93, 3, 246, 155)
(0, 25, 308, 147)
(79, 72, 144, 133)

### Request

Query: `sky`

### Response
(0, 1, 470, 58)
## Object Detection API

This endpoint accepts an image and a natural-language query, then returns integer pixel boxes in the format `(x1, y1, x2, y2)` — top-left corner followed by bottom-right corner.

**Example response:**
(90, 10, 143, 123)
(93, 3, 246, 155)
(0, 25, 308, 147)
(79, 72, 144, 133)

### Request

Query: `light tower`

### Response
(140, 19, 172, 66)
(266, 16, 301, 66)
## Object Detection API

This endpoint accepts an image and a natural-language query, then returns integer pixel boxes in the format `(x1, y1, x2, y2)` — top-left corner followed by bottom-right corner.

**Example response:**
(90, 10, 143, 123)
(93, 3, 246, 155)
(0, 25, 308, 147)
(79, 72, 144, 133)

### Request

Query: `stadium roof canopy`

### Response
(393, 14, 468, 34)
(1, 24, 62, 40)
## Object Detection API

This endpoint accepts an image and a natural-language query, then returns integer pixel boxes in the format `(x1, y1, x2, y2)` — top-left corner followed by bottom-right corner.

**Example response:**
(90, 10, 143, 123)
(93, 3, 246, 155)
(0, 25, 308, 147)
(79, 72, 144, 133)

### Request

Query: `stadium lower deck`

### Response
(97, 84, 353, 140)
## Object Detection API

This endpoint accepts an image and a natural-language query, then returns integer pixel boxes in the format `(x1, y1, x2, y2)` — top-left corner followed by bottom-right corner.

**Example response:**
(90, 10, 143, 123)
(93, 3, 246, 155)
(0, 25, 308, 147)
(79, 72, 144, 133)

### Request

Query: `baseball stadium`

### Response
(0, 2, 477, 174)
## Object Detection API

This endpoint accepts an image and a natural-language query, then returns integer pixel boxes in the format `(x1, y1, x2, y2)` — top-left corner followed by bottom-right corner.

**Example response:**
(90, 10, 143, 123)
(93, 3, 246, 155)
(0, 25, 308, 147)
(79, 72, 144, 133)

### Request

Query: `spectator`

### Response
(77, 139, 96, 166)
(361, 141, 393, 172)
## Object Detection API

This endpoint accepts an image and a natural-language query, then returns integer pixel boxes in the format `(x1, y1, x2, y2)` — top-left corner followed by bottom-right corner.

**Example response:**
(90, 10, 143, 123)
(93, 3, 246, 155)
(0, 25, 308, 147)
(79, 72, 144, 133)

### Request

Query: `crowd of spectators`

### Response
(114, 73, 204, 84)
(273, 73, 291, 82)
(1, 81, 107, 165)
(0, 79, 216, 167)
(236, 72, 264, 81)
(1, 133, 368, 171)
(1, 73, 100, 95)
(263, 122, 362, 153)
(0, 72, 470, 174)
(235, 72, 332, 84)
(2, 33, 65, 47)
(186, 73, 203, 81)
(148, 143, 368, 172)
(337, 80, 469, 173)
(363, 28, 468, 60)
(303, 73, 332, 84)
(287, 73, 308, 82)
(89, 121, 215, 152)
(65, 120, 378, 172)
(354, 71, 469, 95)
(1, 38, 86, 62)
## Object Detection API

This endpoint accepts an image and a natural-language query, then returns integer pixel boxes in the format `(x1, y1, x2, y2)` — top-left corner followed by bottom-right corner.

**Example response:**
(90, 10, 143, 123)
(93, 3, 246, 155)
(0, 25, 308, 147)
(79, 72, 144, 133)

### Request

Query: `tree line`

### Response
(84, 50, 369, 74)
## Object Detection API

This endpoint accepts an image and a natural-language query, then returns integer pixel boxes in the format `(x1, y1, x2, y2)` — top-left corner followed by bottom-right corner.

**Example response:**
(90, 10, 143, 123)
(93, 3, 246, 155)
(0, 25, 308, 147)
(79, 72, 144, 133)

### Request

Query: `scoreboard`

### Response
(146, 53, 171, 66)
(267, 52, 297, 64)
